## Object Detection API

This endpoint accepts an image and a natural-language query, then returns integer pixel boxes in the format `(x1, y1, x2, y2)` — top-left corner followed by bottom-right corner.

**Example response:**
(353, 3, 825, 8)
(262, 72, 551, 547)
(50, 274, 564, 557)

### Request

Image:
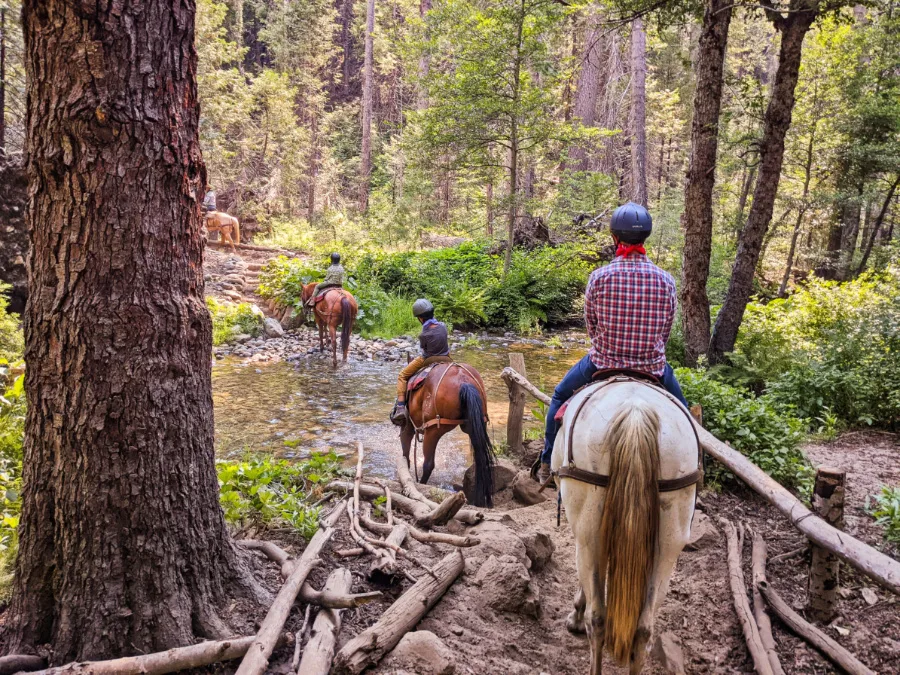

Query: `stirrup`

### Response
(390, 402, 408, 427)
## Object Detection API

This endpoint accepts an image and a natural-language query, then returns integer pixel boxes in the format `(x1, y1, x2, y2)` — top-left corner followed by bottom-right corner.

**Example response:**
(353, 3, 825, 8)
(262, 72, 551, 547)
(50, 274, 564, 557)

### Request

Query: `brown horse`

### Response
(205, 211, 241, 251)
(300, 283, 358, 367)
(401, 363, 496, 507)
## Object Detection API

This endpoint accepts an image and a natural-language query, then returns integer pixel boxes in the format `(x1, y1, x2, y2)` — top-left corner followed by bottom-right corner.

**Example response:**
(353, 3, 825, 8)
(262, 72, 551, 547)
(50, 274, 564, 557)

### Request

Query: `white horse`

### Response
(551, 377, 701, 675)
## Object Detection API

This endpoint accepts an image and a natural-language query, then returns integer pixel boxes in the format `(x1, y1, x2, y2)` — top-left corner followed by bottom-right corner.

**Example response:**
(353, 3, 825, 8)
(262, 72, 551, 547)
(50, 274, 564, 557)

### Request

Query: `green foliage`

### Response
(258, 257, 323, 308)
(216, 452, 341, 540)
(866, 486, 900, 544)
(0, 285, 24, 367)
(207, 297, 263, 346)
(0, 375, 25, 602)
(677, 369, 813, 493)
(728, 269, 900, 428)
(349, 281, 422, 340)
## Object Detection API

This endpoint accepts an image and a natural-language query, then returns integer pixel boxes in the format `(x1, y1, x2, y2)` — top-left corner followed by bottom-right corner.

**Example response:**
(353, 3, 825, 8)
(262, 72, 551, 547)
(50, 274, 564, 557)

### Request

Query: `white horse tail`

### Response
(598, 400, 661, 664)
(231, 216, 240, 245)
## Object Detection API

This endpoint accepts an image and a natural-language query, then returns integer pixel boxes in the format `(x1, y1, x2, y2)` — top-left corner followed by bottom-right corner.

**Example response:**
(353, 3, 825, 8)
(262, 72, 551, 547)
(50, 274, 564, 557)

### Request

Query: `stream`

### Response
(212, 333, 587, 488)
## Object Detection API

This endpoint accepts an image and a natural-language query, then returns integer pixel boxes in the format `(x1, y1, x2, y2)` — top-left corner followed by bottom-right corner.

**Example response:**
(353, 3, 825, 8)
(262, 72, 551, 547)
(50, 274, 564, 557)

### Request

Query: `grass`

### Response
(357, 292, 422, 340)
(207, 297, 263, 346)
(255, 217, 317, 251)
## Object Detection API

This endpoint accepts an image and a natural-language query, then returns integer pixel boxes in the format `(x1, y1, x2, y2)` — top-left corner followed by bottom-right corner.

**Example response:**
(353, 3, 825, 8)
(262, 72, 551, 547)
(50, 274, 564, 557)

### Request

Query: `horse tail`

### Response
(598, 401, 660, 664)
(232, 217, 240, 244)
(459, 382, 495, 507)
(340, 296, 352, 354)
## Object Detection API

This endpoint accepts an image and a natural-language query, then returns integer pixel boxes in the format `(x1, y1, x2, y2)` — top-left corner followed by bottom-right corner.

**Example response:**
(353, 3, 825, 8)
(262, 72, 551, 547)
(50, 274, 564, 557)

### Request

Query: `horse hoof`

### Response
(566, 611, 586, 635)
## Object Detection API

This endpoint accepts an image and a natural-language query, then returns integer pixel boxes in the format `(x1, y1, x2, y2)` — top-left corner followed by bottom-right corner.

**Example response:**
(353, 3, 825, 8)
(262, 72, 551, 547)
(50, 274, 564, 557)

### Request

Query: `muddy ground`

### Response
(245, 431, 899, 675)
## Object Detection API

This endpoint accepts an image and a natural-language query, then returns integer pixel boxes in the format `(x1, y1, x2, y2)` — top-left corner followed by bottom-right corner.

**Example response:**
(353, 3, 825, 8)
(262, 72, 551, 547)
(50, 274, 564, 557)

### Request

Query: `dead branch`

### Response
(750, 529, 785, 675)
(332, 550, 465, 674)
(327, 480, 482, 528)
(359, 506, 480, 547)
(395, 454, 438, 505)
(415, 490, 467, 529)
(501, 367, 551, 405)
(758, 581, 877, 675)
(374, 479, 394, 527)
(334, 548, 364, 557)
(769, 545, 807, 564)
(296, 568, 353, 675)
(0, 655, 45, 675)
(369, 522, 410, 578)
(234, 504, 345, 675)
(720, 518, 775, 675)
(26, 635, 292, 675)
(292, 605, 312, 670)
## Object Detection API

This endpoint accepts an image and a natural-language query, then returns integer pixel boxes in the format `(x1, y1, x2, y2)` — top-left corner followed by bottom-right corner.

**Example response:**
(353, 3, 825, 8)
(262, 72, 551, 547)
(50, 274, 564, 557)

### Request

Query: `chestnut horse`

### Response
(300, 283, 358, 367)
(204, 211, 241, 251)
(401, 363, 496, 507)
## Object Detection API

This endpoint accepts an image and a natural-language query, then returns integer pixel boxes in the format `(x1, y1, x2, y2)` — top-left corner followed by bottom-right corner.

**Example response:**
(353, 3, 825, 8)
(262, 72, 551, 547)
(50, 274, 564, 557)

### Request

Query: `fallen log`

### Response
(235, 503, 345, 675)
(393, 459, 483, 526)
(327, 481, 482, 528)
(750, 529, 785, 675)
(332, 550, 465, 675)
(758, 581, 876, 675)
(501, 367, 551, 406)
(240, 539, 382, 608)
(359, 507, 480, 547)
(415, 490, 467, 529)
(0, 655, 45, 675)
(296, 568, 354, 675)
(369, 522, 410, 578)
(721, 519, 774, 675)
(24, 635, 291, 675)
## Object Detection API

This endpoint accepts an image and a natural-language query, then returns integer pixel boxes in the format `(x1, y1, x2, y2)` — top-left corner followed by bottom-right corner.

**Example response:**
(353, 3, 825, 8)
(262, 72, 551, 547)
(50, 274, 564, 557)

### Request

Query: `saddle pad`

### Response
(314, 288, 341, 303)
(407, 364, 438, 393)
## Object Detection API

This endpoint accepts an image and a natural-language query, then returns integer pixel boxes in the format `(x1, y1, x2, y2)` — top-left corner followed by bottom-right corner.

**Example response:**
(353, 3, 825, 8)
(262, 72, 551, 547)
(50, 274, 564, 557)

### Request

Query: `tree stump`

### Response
(808, 467, 845, 622)
(506, 353, 527, 456)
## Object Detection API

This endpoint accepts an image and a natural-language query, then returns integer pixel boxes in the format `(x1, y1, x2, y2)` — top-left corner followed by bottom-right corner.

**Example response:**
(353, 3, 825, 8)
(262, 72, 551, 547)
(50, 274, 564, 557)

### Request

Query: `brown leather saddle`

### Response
(407, 363, 439, 393)
(555, 375, 703, 492)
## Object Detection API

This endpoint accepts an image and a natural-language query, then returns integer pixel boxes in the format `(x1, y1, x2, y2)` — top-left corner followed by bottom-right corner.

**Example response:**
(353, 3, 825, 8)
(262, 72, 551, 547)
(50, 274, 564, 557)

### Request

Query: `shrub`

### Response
(677, 369, 813, 493)
(0, 284, 23, 366)
(207, 297, 264, 346)
(350, 281, 421, 340)
(216, 452, 341, 540)
(0, 374, 24, 602)
(866, 486, 900, 544)
(257, 256, 323, 308)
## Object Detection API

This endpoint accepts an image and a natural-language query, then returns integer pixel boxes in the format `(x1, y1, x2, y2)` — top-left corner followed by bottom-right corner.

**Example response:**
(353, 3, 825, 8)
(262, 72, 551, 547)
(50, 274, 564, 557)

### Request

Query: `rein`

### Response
(556, 376, 703, 492)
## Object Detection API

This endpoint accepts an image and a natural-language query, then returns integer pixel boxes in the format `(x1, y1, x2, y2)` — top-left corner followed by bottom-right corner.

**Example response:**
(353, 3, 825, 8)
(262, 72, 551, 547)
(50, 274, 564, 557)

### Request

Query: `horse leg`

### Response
(580, 540, 607, 675)
(629, 495, 694, 674)
(329, 324, 338, 368)
(400, 422, 415, 466)
(420, 426, 450, 485)
(566, 586, 587, 635)
(317, 319, 325, 352)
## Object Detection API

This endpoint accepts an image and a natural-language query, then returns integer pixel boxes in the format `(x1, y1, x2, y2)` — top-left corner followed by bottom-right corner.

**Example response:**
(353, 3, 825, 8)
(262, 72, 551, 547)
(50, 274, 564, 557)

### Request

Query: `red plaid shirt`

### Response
(585, 253, 676, 377)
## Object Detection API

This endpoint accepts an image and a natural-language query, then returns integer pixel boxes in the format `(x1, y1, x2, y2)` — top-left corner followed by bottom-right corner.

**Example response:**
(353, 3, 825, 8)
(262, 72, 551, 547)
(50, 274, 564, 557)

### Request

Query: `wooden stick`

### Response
(334, 548, 364, 558)
(721, 518, 774, 675)
(292, 605, 312, 670)
(758, 581, 877, 675)
(0, 655, 45, 675)
(500, 369, 900, 595)
(234, 504, 345, 675)
(395, 455, 438, 506)
(750, 529, 785, 675)
(359, 508, 480, 547)
(26, 635, 292, 675)
(501, 367, 551, 405)
(374, 479, 394, 527)
(415, 490, 467, 529)
(332, 550, 465, 674)
(327, 481, 483, 527)
(369, 522, 410, 578)
(239, 540, 382, 608)
(505, 353, 528, 456)
(769, 546, 807, 564)
(296, 568, 353, 675)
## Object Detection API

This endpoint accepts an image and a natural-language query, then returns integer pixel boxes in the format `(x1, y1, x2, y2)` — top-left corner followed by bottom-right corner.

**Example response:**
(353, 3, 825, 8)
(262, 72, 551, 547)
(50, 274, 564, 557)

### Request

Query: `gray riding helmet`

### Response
(412, 298, 434, 317)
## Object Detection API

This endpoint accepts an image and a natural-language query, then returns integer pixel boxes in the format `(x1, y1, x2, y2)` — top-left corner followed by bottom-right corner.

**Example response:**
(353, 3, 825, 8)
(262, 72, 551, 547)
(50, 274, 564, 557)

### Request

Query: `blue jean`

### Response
(540, 355, 688, 464)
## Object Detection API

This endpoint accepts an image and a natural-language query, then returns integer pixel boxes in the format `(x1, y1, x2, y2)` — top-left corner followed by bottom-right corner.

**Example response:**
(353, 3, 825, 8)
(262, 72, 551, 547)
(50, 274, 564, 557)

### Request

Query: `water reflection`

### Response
(212, 336, 586, 487)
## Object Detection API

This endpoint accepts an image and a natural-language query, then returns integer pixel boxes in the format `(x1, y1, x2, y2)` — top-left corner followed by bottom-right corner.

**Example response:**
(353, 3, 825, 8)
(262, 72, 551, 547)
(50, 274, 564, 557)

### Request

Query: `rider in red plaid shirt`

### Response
(537, 203, 688, 484)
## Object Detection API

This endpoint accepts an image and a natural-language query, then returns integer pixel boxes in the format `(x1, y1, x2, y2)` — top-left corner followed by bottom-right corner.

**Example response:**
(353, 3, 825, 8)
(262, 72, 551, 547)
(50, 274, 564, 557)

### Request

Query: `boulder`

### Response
(520, 530, 554, 571)
(652, 631, 686, 675)
(467, 520, 529, 567)
(280, 307, 304, 331)
(473, 554, 540, 617)
(223, 289, 242, 302)
(263, 317, 285, 339)
(383, 630, 455, 675)
(462, 458, 517, 503)
(510, 470, 548, 506)
(685, 511, 719, 551)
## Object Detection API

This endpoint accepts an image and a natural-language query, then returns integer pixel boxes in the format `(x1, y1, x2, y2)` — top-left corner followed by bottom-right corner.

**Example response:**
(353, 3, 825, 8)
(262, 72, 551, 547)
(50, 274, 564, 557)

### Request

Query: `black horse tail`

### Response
(459, 383, 496, 507)
(341, 296, 353, 355)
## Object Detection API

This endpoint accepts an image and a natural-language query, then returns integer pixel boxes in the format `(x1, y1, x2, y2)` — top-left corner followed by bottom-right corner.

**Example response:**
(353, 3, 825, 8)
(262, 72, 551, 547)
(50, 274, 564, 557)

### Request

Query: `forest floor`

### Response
(238, 431, 898, 675)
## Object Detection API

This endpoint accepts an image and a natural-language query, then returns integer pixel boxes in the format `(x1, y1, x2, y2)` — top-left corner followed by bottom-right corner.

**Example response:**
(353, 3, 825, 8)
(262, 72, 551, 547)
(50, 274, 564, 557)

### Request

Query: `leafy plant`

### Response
(866, 486, 900, 544)
(0, 284, 23, 367)
(216, 452, 341, 540)
(207, 297, 263, 346)
(0, 374, 25, 602)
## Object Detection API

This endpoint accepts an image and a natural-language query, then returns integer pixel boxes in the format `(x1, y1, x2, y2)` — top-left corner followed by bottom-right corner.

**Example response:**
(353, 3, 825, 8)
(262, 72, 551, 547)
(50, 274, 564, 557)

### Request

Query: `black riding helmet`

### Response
(330, 252, 341, 264)
(610, 202, 653, 244)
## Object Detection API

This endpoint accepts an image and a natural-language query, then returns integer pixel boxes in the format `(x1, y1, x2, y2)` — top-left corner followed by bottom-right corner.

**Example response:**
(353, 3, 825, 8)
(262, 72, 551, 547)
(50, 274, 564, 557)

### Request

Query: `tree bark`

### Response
(5, 0, 263, 663)
(486, 179, 494, 236)
(779, 114, 818, 296)
(569, 10, 604, 171)
(709, 0, 818, 363)
(359, 0, 375, 212)
(837, 184, 864, 280)
(417, 0, 432, 110)
(505, 353, 528, 456)
(679, 0, 733, 365)
(856, 174, 900, 274)
(629, 18, 648, 206)
(0, 8, 6, 154)
(807, 468, 845, 623)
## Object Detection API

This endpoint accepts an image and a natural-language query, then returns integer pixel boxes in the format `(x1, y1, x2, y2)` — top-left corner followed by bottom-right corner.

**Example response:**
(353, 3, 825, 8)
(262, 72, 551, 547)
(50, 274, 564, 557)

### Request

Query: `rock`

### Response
(383, 631, 455, 675)
(280, 307, 303, 331)
(234, 334, 252, 344)
(263, 318, 285, 339)
(520, 530, 554, 571)
(222, 289, 242, 302)
(462, 458, 517, 503)
(249, 304, 264, 317)
(473, 554, 540, 617)
(861, 587, 878, 606)
(685, 511, 719, 551)
(467, 520, 529, 567)
(652, 631, 686, 675)
(511, 470, 548, 506)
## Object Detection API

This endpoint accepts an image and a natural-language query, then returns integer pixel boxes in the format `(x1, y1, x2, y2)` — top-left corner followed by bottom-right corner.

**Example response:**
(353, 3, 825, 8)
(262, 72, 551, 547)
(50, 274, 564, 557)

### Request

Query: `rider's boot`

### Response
(390, 400, 409, 426)
(537, 462, 555, 488)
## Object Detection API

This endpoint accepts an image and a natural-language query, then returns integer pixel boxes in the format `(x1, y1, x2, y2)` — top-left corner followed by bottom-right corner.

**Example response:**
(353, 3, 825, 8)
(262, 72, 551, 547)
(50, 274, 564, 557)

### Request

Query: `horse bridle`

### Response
(555, 376, 703, 492)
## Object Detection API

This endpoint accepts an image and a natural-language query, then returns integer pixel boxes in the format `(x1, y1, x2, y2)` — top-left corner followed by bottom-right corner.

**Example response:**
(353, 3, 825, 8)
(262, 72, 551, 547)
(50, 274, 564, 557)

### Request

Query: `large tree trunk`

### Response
(5, 0, 260, 663)
(0, 8, 6, 154)
(359, 0, 375, 212)
(678, 0, 733, 366)
(486, 179, 494, 236)
(568, 10, 603, 171)
(709, 0, 818, 363)
(417, 0, 432, 110)
(629, 18, 648, 206)
(779, 112, 819, 296)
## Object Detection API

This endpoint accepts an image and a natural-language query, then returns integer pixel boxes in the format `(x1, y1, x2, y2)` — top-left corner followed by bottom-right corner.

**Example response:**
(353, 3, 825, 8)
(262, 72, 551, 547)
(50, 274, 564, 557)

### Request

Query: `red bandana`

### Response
(615, 242, 646, 257)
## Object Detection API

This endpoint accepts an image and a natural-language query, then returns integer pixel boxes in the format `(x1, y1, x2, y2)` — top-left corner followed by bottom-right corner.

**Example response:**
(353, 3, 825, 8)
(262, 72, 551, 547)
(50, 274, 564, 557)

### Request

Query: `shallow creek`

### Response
(212, 335, 586, 488)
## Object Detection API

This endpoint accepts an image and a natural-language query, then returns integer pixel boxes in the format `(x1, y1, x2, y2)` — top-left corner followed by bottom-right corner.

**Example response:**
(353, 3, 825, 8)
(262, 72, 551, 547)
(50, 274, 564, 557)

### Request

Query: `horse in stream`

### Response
(401, 362, 496, 508)
(300, 283, 358, 367)
(551, 376, 702, 674)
